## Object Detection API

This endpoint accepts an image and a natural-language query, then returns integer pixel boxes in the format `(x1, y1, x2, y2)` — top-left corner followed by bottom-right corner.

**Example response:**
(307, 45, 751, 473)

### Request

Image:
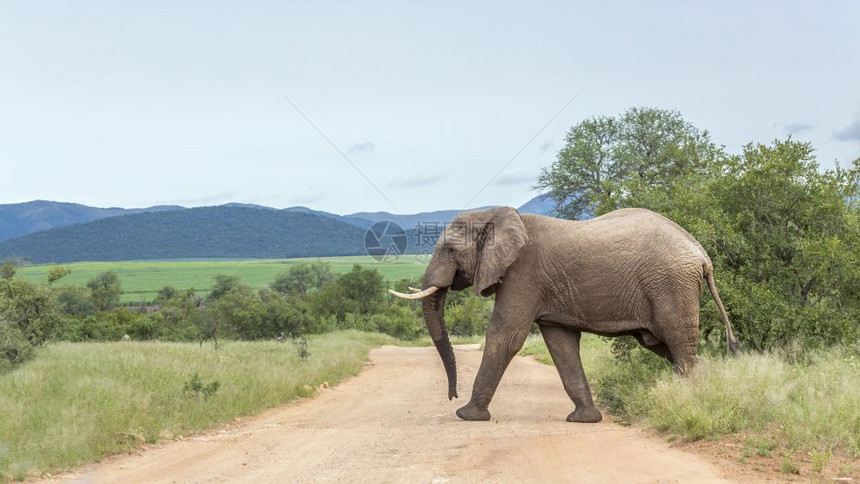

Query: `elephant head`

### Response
(389, 207, 529, 399)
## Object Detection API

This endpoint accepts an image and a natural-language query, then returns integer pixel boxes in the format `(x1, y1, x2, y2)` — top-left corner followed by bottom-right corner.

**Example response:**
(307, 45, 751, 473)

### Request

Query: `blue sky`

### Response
(1, 1, 858, 214)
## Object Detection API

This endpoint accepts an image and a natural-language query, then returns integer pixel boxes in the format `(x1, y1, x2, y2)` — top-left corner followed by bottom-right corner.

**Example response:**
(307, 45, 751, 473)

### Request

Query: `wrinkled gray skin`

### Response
(418, 206, 738, 423)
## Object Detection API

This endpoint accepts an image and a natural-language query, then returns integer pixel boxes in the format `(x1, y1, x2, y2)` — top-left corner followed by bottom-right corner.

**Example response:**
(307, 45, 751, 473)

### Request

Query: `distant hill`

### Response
(347, 208, 493, 232)
(349, 194, 556, 230)
(0, 200, 183, 243)
(0, 196, 558, 244)
(0, 206, 366, 263)
(517, 193, 557, 216)
(283, 206, 374, 228)
(0, 195, 559, 263)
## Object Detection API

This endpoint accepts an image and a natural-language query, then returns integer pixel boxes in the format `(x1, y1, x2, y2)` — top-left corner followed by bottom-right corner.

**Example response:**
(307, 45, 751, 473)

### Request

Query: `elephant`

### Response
(389, 206, 739, 423)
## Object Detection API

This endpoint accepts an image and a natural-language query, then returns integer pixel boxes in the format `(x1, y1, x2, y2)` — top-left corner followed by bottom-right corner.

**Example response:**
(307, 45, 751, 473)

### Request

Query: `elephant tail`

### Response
(705, 268, 740, 355)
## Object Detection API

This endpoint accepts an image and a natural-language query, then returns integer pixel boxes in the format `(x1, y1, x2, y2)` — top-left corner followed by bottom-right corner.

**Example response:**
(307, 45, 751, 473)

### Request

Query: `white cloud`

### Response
(347, 142, 376, 154)
(834, 120, 860, 141)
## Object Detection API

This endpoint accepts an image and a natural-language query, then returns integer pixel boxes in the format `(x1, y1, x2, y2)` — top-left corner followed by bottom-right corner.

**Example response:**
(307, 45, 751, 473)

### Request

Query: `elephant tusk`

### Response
(388, 286, 440, 300)
(408, 287, 421, 293)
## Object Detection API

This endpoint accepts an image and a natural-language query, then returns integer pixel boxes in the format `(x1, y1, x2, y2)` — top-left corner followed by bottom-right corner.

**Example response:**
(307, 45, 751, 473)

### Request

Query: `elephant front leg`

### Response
(539, 325, 602, 423)
(456, 313, 532, 421)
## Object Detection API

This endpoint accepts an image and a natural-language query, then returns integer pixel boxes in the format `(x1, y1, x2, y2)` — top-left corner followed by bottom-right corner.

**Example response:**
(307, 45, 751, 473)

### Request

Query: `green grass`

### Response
(519, 338, 860, 457)
(0, 331, 403, 482)
(17, 256, 428, 303)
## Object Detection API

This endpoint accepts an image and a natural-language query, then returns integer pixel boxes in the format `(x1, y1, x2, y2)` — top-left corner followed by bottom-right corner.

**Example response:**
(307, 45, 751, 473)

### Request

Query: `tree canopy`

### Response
(536, 107, 720, 219)
(540, 107, 860, 351)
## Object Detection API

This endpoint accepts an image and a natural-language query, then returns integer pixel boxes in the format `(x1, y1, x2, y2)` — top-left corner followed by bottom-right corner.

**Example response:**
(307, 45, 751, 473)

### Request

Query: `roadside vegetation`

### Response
(519, 336, 860, 478)
(0, 331, 401, 481)
(2, 258, 478, 360)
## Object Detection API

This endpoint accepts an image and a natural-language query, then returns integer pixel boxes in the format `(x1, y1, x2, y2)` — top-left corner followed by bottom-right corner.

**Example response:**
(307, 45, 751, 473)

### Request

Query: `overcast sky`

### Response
(1, 1, 858, 214)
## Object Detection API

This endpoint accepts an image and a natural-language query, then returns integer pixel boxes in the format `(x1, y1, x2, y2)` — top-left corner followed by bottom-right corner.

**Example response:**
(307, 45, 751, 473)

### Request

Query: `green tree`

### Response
(46, 265, 71, 285)
(256, 288, 309, 337)
(87, 271, 122, 311)
(536, 107, 719, 219)
(55, 285, 94, 317)
(153, 285, 181, 305)
(207, 274, 247, 301)
(628, 139, 860, 350)
(0, 277, 64, 371)
(155, 289, 203, 341)
(309, 266, 386, 322)
(446, 293, 493, 336)
(367, 304, 424, 340)
(270, 261, 335, 296)
(1, 262, 16, 280)
(539, 105, 860, 351)
(309, 282, 350, 322)
(336, 265, 385, 315)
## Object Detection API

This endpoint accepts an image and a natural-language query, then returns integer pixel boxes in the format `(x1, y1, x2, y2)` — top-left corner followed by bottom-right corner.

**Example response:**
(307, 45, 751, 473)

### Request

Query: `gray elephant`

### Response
(389, 207, 739, 423)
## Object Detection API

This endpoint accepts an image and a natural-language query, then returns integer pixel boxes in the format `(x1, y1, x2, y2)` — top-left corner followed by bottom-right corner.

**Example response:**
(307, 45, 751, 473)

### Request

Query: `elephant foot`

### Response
(567, 406, 603, 423)
(456, 402, 491, 421)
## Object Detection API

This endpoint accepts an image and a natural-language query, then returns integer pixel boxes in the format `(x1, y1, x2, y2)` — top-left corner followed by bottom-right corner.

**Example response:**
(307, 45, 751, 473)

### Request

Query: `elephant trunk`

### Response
(422, 288, 458, 400)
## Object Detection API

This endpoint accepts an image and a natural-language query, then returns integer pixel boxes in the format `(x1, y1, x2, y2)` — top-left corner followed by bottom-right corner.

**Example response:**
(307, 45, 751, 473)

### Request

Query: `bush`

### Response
(0, 321, 35, 373)
(270, 261, 334, 296)
(205, 287, 311, 340)
(86, 271, 122, 311)
(55, 285, 94, 317)
(627, 140, 860, 351)
(0, 277, 64, 372)
(367, 305, 424, 340)
(446, 294, 492, 337)
(593, 342, 671, 416)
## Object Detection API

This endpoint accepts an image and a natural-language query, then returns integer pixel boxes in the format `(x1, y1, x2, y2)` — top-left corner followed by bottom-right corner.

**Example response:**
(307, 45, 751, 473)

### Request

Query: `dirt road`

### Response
(50, 345, 737, 483)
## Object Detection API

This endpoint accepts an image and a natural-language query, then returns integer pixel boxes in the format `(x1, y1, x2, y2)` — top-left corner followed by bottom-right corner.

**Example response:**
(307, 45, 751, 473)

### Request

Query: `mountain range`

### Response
(0, 195, 556, 263)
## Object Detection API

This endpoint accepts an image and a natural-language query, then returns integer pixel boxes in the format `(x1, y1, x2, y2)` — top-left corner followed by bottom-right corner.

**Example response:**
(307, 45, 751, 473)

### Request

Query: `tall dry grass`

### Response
(519, 336, 860, 456)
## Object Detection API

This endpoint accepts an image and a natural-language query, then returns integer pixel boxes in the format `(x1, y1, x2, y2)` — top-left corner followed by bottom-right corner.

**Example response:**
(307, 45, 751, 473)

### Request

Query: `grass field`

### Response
(0, 331, 406, 482)
(17, 256, 429, 303)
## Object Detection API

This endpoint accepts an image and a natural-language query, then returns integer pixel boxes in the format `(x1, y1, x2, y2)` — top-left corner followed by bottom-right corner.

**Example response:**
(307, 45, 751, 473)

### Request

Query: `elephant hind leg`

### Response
(667, 341, 697, 375)
(649, 293, 700, 375)
(657, 321, 699, 375)
(539, 324, 602, 423)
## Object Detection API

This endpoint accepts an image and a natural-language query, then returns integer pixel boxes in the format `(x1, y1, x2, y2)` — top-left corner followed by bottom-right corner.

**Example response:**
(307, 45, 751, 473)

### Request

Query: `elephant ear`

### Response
(474, 207, 528, 297)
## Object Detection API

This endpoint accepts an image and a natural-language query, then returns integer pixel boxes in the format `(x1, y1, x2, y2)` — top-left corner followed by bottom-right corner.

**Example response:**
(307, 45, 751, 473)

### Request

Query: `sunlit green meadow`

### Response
(17, 256, 428, 302)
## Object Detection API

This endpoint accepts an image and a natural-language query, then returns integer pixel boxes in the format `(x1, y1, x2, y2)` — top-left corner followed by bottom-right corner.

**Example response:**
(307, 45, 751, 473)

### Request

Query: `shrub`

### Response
(0, 321, 35, 373)
(593, 342, 671, 416)
(55, 285, 94, 317)
(86, 271, 122, 311)
(183, 373, 221, 400)
(446, 294, 492, 337)
(367, 305, 424, 340)
(0, 277, 64, 372)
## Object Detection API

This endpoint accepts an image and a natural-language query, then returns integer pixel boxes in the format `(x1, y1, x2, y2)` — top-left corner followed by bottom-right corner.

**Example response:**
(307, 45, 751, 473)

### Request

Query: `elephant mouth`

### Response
(450, 271, 471, 290)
